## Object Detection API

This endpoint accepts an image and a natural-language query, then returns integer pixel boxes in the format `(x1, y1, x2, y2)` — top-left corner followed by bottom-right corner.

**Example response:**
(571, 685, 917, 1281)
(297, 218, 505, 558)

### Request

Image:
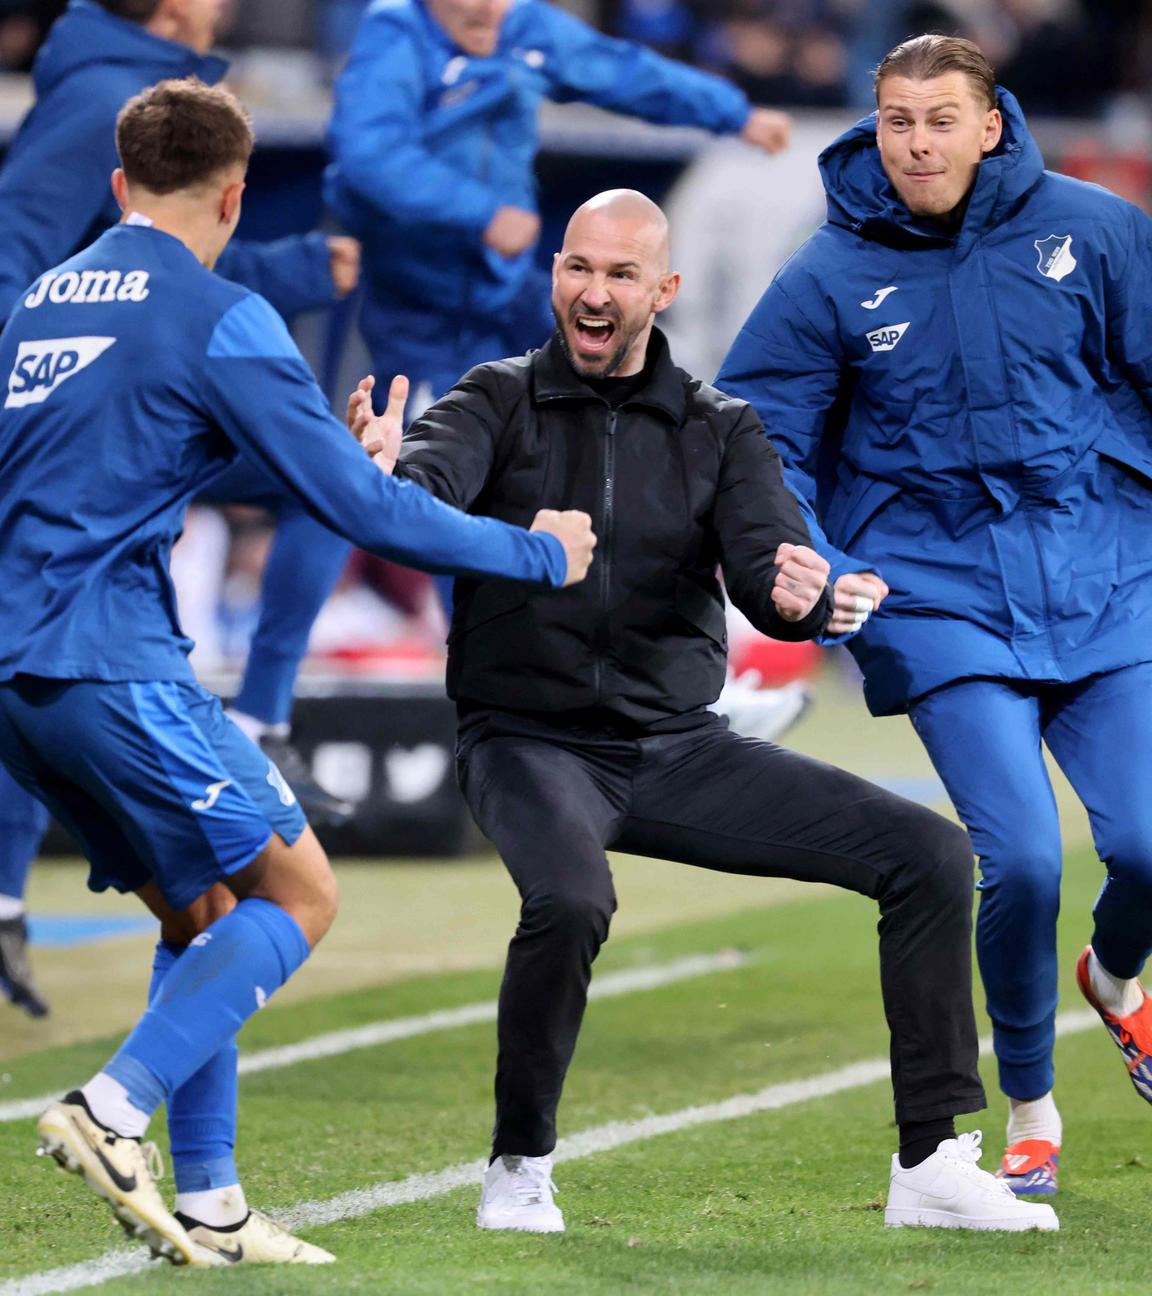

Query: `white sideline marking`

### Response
(0, 951, 746, 1125)
(1, 1006, 1106, 1296)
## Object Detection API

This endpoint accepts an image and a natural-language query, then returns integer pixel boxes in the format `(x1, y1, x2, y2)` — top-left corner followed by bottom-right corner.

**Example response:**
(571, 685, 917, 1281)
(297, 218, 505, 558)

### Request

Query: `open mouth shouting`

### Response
(572, 311, 618, 356)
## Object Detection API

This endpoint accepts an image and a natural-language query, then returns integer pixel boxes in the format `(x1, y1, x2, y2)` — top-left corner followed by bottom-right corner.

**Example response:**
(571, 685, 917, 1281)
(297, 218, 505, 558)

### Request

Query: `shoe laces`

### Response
(504, 1156, 557, 1205)
(939, 1131, 1016, 1199)
(136, 1140, 164, 1182)
(249, 1210, 285, 1237)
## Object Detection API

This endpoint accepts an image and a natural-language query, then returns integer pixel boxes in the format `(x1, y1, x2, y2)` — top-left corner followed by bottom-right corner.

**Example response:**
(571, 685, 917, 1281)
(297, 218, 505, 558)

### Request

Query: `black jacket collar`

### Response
(532, 327, 687, 424)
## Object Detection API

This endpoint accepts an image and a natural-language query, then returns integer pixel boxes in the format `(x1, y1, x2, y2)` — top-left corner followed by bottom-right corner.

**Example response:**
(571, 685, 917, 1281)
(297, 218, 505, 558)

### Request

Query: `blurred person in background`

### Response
(707, 0, 851, 109)
(720, 33, 1152, 1199)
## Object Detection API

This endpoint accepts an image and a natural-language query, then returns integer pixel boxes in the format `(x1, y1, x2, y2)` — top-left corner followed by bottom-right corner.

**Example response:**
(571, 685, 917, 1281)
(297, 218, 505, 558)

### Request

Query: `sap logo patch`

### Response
(24, 269, 150, 310)
(1034, 234, 1076, 282)
(5, 336, 116, 408)
(865, 322, 910, 353)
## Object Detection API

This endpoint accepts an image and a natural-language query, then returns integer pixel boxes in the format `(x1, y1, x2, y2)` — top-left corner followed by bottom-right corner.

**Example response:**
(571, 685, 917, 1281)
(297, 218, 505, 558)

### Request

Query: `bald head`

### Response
(552, 190, 680, 379)
(562, 189, 671, 273)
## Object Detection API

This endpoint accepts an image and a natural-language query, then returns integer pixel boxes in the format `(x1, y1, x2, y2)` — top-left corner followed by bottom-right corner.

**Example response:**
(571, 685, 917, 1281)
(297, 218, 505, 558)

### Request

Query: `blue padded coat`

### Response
(719, 91, 1152, 716)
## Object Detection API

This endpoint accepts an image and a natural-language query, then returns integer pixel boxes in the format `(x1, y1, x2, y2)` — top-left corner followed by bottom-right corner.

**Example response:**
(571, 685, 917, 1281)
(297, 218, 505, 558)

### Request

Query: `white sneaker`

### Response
(714, 676, 810, 743)
(477, 1154, 565, 1233)
(885, 1131, 1059, 1232)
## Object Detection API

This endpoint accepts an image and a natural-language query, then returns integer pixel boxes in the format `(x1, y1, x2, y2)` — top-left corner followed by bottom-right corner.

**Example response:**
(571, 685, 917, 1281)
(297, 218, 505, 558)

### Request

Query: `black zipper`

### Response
(594, 409, 617, 704)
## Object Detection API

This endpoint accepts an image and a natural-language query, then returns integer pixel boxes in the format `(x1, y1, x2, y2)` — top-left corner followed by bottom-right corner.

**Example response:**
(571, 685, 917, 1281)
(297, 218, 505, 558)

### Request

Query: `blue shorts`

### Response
(0, 677, 307, 911)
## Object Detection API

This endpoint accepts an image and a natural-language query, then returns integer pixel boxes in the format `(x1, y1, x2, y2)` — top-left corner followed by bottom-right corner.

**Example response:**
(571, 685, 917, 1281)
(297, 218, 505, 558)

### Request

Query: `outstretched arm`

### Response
(540, 5, 788, 151)
(201, 294, 592, 588)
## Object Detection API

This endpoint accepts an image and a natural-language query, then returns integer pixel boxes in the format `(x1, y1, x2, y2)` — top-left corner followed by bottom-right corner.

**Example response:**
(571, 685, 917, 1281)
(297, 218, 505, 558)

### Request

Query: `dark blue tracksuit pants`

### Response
(909, 661, 1152, 1101)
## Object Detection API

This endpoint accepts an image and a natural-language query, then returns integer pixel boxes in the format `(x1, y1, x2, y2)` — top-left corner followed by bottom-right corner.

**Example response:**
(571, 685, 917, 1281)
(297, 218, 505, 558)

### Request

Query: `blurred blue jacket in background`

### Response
(325, 0, 750, 323)
(0, 0, 336, 321)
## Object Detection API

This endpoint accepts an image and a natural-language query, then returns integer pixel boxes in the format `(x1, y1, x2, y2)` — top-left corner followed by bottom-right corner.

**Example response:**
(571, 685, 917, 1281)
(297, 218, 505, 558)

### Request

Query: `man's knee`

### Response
(1101, 827, 1152, 898)
(227, 826, 339, 949)
(519, 883, 615, 948)
(163, 882, 236, 944)
(976, 834, 1063, 916)
(886, 809, 974, 907)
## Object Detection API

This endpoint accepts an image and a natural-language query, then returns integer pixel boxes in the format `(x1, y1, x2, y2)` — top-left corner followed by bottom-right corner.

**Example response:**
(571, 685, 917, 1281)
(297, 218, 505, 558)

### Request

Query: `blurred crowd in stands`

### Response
(0, 1, 1148, 119)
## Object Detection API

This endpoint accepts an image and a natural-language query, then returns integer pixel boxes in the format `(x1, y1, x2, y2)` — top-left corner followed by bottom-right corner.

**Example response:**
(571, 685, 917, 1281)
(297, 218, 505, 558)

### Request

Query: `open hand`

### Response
(348, 373, 407, 475)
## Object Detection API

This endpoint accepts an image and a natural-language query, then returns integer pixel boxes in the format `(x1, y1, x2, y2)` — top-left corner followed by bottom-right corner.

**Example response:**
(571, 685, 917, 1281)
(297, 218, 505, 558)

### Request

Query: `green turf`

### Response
(1, 847, 1144, 1294)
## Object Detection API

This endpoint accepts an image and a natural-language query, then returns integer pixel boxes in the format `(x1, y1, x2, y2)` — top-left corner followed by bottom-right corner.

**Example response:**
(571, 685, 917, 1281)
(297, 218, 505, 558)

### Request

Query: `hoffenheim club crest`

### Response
(1034, 234, 1077, 282)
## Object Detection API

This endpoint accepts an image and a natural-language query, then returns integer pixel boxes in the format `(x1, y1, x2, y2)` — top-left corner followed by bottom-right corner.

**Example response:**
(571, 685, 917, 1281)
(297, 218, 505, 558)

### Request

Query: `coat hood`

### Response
(817, 87, 1045, 245)
(32, 0, 227, 98)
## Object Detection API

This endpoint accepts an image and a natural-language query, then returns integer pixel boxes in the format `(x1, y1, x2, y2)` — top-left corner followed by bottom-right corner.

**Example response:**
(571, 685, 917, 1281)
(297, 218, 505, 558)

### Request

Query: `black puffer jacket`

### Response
(397, 329, 830, 725)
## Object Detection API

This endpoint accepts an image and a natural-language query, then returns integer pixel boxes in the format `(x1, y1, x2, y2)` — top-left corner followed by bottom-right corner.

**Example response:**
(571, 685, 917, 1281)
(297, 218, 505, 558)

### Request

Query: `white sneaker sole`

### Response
(37, 1108, 201, 1266)
(476, 1211, 565, 1234)
(884, 1206, 1059, 1232)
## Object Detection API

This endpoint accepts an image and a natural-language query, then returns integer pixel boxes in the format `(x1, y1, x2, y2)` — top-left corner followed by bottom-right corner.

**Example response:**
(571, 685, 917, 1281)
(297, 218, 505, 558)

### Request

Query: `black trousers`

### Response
(456, 708, 985, 1157)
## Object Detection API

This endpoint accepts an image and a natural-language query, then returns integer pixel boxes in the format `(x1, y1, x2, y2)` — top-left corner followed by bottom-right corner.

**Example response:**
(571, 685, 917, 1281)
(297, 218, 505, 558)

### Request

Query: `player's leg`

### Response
(617, 713, 1056, 1231)
(1041, 663, 1152, 1106)
(0, 764, 50, 1017)
(0, 677, 336, 1263)
(136, 881, 334, 1264)
(456, 714, 629, 1233)
(198, 459, 353, 825)
(910, 680, 1064, 1195)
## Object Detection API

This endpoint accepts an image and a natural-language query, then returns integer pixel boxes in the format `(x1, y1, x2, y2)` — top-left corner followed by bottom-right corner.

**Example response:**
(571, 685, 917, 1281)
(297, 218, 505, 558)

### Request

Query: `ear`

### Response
(981, 107, 1003, 155)
(652, 270, 681, 315)
(111, 168, 129, 212)
(220, 178, 246, 226)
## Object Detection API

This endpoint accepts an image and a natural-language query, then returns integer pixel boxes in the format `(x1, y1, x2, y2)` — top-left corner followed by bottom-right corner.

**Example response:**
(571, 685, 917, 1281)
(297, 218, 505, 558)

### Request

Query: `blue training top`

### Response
(0, 223, 565, 683)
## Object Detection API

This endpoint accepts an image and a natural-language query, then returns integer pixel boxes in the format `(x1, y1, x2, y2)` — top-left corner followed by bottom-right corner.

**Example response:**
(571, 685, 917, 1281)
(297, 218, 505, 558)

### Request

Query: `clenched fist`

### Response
(827, 571, 889, 636)
(772, 542, 830, 622)
(531, 509, 596, 587)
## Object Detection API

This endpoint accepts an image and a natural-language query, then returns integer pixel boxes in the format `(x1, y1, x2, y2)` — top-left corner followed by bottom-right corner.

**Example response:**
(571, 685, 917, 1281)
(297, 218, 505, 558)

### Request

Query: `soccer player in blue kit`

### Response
(0, 0, 363, 1021)
(0, 78, 594, 1266)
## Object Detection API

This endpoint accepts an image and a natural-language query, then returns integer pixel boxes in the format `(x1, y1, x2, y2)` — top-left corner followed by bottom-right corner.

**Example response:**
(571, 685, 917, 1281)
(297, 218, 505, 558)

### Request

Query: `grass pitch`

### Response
(1, 847, 1147, 1295)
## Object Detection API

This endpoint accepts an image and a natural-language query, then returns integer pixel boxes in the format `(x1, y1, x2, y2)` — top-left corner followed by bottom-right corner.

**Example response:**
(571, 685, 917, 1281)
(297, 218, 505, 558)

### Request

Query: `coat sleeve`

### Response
(1105, 204, 1152, 412)
(214, 233, 338, 319)
(718, 275, 874, 587)
(199, 294, 565, 587)
(539, 5, 749, 133)
(394, 368, 508, 511)
(713, 401, 831, 642)
(326, 15, 501, 234)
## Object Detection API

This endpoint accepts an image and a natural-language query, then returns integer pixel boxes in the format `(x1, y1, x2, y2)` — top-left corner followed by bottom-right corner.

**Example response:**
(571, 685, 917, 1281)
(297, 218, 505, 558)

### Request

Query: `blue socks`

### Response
(145, 940, 241, 1192)
(104, 899, 309, 1132)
